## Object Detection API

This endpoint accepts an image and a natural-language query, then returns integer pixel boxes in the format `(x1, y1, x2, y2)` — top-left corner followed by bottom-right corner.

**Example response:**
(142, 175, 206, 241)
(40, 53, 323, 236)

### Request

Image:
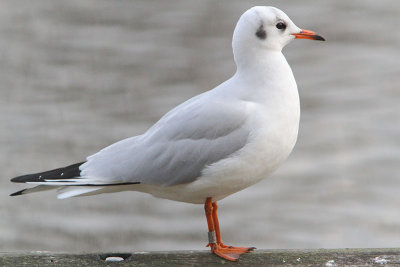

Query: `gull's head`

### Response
(232, 6, 325, 60)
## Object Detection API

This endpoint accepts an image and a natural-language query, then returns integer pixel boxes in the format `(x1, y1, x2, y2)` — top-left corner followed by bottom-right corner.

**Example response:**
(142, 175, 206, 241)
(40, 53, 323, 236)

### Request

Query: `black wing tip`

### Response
(10, 189, 26, 196)
(10, 161, 86, 183)
(11, 176, 29, 183)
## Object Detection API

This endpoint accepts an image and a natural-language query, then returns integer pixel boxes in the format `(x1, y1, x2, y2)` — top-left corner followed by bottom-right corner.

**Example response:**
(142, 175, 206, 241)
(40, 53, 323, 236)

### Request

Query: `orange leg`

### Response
(204, 197, 255, 261)
(212, 202, 223, 244)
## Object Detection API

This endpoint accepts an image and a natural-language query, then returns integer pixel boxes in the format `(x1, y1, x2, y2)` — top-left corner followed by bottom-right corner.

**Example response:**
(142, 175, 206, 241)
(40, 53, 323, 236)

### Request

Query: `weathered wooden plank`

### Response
(1, 249, 399, 266)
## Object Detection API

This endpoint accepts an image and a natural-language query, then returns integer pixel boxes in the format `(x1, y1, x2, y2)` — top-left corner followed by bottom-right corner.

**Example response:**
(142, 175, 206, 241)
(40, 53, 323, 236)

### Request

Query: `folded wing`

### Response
(81, 92, 251, 186)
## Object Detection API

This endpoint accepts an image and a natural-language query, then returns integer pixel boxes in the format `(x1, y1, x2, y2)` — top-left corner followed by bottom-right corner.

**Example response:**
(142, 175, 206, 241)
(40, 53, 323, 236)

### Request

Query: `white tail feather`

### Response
(57, 186, 104, 199)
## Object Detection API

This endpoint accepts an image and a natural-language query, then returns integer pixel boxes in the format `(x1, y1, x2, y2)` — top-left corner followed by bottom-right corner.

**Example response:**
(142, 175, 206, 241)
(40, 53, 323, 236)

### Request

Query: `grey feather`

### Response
(80, 90, 250, 186)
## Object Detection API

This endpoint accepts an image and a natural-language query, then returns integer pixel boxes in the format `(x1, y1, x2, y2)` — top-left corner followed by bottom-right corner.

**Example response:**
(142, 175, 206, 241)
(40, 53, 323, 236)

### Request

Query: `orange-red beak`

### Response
(292, 29, 325, 41)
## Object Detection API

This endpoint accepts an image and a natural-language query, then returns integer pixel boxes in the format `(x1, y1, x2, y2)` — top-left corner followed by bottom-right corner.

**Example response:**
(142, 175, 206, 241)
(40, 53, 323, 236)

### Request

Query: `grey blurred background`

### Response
(1, 0, 400, 252)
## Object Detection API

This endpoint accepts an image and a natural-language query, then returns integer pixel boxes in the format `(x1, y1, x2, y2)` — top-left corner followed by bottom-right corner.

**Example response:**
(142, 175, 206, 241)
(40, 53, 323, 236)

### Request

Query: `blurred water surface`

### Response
(1, 0, 400, 252)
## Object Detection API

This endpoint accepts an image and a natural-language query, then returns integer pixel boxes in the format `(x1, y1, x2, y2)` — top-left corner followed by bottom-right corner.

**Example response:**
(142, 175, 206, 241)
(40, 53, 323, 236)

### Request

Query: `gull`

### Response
(10, 6, 324, 261)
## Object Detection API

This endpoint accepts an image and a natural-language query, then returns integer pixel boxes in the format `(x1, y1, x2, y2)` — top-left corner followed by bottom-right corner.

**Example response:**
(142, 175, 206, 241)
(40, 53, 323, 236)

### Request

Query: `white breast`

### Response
(134, 50, 300, 204)
(136, 73, 300, 204)
(194, 82, 300, 201)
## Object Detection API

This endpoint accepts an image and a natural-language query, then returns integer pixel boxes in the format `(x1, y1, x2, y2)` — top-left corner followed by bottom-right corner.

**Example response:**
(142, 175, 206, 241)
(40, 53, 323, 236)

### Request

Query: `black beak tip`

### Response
(314, 35, 326, 41)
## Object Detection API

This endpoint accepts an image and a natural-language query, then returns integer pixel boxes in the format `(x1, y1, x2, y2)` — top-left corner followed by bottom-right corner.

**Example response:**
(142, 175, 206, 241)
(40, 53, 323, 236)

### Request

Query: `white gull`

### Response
(11, 6, 324, 261)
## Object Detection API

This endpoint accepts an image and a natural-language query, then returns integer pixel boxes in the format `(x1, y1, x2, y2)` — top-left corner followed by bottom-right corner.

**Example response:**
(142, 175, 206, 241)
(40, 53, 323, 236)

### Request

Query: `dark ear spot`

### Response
(255, 25, 266, 40)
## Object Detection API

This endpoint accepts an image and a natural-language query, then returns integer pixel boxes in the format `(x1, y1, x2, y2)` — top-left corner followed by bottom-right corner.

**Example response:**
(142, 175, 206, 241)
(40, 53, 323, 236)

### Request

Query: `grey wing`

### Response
(80, 93, 251, 186)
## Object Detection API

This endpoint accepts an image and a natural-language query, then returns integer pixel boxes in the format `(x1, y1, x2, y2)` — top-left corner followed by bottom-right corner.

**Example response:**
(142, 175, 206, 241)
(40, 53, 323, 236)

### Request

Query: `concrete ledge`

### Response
(1, 248, 398, 266)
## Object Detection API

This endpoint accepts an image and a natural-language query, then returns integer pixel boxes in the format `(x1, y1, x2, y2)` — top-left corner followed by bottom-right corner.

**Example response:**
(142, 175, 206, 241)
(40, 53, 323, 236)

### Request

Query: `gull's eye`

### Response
(276, 22, 286, 30)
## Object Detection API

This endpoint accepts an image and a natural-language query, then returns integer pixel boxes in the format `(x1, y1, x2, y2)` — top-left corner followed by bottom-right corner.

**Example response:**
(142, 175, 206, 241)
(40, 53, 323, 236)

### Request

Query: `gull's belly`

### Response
(196, 119, 299, 199)
(192, 96, 301, 200)
(137, 105, 300, 204)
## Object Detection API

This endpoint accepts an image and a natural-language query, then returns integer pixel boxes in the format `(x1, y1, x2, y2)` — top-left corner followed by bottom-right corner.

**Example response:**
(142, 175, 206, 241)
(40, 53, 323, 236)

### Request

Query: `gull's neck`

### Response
(234, 50, 293, 83)
(222, 49, 298, 104)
